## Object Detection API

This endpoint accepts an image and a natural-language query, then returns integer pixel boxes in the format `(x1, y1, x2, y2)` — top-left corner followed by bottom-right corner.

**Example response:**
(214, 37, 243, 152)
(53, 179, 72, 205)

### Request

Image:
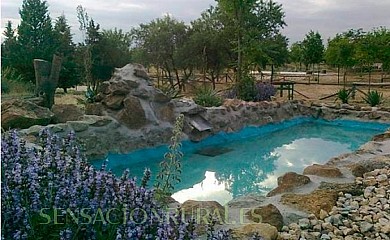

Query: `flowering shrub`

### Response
(225, 80, 276, 102)
(1, 130, 196, 239)
(2, 126, 266, 239)
(155, 114, 184, 200)
(253, 82, 276, 101)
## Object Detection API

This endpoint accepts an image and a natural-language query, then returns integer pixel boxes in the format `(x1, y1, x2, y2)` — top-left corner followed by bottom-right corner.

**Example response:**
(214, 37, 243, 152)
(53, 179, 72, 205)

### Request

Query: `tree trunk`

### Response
(236, 3, 243, 83)
(165, 64, 174, 88)
(337, 65, 340, 85)
(156, 66, 161, 87)
(211, 71, 216, 90)
(271, 64, 274, 82)
(174, 68, 181, 91)
(317, 63, 320, 84)
(343, 68, 347, 87)
(368, 69, 371, 91)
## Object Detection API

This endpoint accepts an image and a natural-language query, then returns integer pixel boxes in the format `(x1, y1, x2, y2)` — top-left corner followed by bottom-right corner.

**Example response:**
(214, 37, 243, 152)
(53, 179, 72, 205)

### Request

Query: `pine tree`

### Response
(16, 0, 56, 82)
(1, 21, 17, 68)
(54, 14, 80, 92)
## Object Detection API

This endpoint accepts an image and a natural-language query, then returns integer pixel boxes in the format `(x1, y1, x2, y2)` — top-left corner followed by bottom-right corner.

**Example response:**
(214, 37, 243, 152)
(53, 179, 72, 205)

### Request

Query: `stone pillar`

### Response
(33, 55, 62, 109)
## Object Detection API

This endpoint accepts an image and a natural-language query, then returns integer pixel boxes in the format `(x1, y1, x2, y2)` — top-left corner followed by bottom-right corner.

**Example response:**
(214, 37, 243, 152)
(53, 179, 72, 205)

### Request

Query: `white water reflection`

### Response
(172, 171, 233, 205)
(257, 138, 351, 189)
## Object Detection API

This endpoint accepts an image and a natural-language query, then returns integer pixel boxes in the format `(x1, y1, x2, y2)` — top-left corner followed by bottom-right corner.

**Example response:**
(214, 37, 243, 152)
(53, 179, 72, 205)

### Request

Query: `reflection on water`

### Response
(257, 138, 350, 190)
(172, 171, 233, 205)
(171, 138, 350, 204)
(93, 119, 389, 205)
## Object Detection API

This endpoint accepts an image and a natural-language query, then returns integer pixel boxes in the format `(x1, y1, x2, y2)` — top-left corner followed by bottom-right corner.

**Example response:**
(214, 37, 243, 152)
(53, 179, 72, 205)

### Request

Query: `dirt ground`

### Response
(269, 72, 390, 108)
(52, 71, 390, 108)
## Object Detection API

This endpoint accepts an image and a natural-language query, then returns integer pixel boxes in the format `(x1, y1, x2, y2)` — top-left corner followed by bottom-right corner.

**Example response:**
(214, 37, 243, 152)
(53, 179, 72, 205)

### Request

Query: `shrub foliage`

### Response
(194, 87, 223, 107)
(336, 88, 351, 104)
(363, 90, 383, 107)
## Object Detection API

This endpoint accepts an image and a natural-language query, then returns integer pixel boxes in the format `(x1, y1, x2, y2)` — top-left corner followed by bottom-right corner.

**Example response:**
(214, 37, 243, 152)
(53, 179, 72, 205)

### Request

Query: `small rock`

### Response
(298, 218, 311, 229)
(280, 233, 292, 240)
(345, 193, 352, 199)
(360, 222, 374, 233)
(363, 176, 377, 186)
(320, 209, 329, 220)
(320, 233, 331, 239)
(342, 228, 354, 236)
(377, 174, 388, 182)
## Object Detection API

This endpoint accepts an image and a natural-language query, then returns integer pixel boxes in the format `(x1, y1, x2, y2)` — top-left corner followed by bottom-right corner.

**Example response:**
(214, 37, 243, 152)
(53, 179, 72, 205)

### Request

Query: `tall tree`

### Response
(217, 0, 286, 82)
(17, 0, 55, 82)
(1, 21, 18, 69)
(185, 6, 232, 89)
(100, 28, 132, 69)
(325, 33, 355, 84)
(53, 14, 80, 92)
(76, 5, 93, 88)
(289, 41, 304, 71)
(370, 27, 390, 78)
(132, 15, 188, 89)
(302, 30, 324, 71)
(248, 33, 288, 81)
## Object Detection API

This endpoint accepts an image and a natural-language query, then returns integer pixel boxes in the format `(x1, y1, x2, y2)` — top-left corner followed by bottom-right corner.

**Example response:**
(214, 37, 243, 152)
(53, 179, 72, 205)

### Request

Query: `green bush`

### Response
(337, 88, 351, 104)
(194, 87, 222, 107)
(237, 74, 256, 101)
(1, 79, 10, 94)
(157, 82, 182, 99)
(363, 90, 383, 107)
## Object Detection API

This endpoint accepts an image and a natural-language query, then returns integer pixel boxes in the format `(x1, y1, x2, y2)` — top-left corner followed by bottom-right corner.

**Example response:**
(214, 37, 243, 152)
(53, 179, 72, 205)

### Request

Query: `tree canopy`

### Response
(302, 30, 324, 69)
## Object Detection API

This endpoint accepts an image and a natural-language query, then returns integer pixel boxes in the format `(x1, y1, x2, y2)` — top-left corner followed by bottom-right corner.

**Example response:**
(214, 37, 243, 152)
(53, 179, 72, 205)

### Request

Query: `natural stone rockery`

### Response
(93, 63, 174, 129)
(278, 167, 390, 240)
(19, 64, 177, 158)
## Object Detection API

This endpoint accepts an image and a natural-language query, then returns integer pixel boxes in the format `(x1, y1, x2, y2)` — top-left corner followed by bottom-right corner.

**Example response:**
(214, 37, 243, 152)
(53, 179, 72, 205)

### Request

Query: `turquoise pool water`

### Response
(93, 118, 389, 205)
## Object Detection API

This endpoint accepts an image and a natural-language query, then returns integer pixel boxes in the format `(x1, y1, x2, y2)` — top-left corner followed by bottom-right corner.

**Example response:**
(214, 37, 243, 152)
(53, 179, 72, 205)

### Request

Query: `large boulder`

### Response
(318, 182, 364, 196)
(303, 164, 343, 178)
(281, 189, 338, 218)
(181, 200, 225, 224)
(2, 99, 54, 130)
(230, 223, 278, 240)
(96, 64, 173, 130)
(347, 155, 390, 179)
(246, 204, 284, 230)
(102, 94, 126, 110)
(267, 172, 311, 197)
(117, 96, 147, 129)
(51, 104, 84, 123)
(85, 103, 105, 116)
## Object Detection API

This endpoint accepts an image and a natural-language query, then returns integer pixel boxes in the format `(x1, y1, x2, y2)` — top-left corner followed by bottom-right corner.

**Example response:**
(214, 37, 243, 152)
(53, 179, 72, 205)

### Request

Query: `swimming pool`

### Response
(93, 118, 389, 205)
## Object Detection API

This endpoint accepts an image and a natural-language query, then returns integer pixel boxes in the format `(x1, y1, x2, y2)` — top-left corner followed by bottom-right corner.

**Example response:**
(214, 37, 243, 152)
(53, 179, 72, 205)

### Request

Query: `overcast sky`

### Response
(1, 0, 390, 45)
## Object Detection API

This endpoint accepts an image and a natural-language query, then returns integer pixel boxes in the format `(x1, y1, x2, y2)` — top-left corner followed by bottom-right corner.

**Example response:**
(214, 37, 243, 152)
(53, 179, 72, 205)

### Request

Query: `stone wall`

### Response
(177, 99, 313, 142)
(13, 63, 390, 159)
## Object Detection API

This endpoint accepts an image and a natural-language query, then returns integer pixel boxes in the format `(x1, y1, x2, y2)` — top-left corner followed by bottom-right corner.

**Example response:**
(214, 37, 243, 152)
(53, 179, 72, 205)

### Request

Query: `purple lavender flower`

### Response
(1, 130, 225, 239)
